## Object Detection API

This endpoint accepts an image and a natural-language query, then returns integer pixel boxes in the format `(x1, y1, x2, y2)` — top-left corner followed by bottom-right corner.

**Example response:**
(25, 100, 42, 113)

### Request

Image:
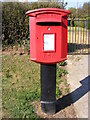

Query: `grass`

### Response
(2, 54, 41, 119)
(56, 64, 69, 98)
(2, 54, 69, 119)
(57, 64, 68, 77)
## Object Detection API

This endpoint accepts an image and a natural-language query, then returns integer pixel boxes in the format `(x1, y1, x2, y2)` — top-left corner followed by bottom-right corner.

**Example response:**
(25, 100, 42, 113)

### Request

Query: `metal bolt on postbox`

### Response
(26, 8, 70, 114)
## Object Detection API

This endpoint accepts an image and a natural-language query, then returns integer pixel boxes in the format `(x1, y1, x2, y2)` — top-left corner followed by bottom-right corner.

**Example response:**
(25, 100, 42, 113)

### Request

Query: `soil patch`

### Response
(32, 100, 77, 118)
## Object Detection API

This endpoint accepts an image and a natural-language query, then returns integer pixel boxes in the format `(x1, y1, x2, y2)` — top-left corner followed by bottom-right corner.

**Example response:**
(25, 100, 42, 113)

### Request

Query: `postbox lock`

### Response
(48, 27, 50, 31)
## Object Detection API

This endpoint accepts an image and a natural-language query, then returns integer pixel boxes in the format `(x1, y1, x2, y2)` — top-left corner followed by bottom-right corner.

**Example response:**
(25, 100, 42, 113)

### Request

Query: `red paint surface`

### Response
(26, 8, 70, 64)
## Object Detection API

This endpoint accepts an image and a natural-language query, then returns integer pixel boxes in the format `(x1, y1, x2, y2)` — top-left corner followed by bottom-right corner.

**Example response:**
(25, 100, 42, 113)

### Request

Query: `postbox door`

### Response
(36, 21, 62, 63)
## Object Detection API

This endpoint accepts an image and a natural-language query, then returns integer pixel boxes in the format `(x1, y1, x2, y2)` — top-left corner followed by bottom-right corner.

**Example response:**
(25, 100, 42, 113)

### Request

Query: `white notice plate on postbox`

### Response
(43, 34, 55, 51)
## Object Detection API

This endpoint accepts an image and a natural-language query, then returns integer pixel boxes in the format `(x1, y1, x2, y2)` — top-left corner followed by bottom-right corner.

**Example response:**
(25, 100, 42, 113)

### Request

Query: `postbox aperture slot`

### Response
(37, 22, 60, 26)
(43, 34, 55, 52)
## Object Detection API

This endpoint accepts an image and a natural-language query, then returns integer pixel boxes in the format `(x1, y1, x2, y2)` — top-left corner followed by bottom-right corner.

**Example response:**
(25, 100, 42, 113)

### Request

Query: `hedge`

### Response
(2, 2, 61, 48)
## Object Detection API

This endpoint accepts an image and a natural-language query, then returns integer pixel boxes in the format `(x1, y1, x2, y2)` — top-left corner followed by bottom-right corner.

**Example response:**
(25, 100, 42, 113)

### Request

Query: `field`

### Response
(2, 53, 70, 119)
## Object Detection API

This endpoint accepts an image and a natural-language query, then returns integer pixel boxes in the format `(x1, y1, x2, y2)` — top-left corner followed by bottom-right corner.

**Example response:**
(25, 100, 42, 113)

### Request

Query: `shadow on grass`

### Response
(56, 75, 90, 112)
(67, 43, 90, 54)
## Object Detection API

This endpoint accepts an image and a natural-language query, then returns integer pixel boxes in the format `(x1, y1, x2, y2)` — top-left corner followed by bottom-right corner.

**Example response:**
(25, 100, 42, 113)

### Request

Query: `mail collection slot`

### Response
(26, 8, 70, 64)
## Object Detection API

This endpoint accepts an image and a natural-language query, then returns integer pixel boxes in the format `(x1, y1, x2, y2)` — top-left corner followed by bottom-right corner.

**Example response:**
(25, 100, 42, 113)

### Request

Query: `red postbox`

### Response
(26, 8, 70, 64)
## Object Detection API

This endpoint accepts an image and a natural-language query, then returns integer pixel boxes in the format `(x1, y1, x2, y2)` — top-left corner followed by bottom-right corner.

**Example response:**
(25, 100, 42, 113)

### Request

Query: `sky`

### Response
(64, 0, 89, 9)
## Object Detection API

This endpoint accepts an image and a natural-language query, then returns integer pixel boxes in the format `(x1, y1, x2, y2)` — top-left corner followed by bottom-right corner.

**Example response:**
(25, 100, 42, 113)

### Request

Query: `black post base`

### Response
(40, 64, 56, 114)
(41, 101, 56, 114)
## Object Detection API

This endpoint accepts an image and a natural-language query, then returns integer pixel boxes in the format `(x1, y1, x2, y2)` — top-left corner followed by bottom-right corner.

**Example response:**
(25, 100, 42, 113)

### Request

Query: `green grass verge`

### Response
(2, 54, 68, 118)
